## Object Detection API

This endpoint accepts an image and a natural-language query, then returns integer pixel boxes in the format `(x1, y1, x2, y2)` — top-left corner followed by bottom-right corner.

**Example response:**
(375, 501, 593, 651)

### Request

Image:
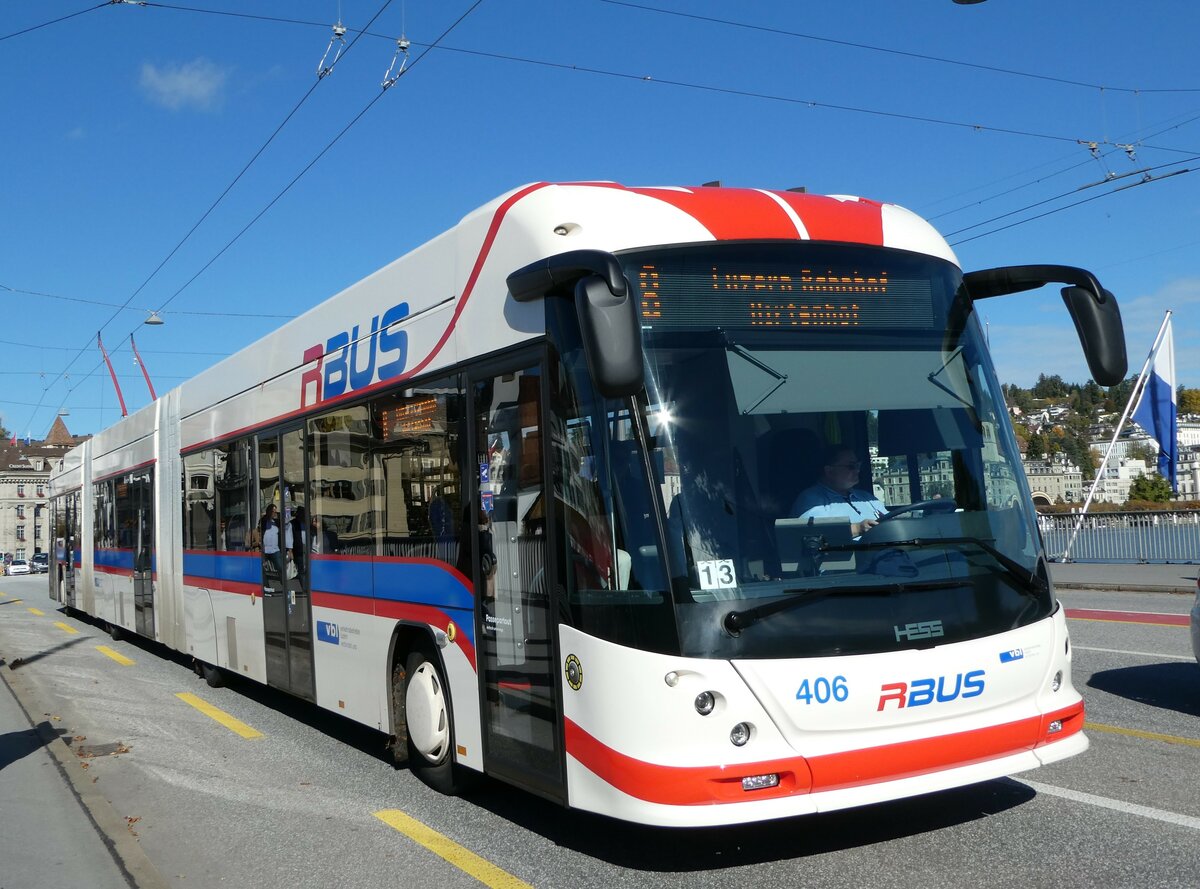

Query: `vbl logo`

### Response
(301, 301, 409, 407)
(876, 669, 985, 711)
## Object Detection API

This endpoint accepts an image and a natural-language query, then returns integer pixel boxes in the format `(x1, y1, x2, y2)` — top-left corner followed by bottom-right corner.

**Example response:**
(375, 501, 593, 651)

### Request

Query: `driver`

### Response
(793, 444, 887, 537)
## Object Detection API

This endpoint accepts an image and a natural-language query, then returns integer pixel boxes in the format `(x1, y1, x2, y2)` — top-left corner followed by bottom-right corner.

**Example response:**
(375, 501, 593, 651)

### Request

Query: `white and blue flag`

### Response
(1131, 318, 1177, 491)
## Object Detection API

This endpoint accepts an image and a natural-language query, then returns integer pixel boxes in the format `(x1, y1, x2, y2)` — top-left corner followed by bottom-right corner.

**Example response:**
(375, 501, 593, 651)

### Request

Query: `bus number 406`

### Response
(796, 676, 849, 705)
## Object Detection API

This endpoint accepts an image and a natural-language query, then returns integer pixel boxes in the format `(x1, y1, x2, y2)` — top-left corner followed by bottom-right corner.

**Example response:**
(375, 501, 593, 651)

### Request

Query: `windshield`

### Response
(621, 242, 1050, 658)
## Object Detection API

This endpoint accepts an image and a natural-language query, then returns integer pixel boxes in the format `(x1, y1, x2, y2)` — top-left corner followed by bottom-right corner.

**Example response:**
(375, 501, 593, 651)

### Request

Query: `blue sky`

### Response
(3, 0, 1198, 438)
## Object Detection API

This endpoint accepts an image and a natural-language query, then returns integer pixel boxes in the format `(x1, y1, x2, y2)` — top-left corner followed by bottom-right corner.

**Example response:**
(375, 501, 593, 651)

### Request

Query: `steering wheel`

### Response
(877, 498, 958, 523)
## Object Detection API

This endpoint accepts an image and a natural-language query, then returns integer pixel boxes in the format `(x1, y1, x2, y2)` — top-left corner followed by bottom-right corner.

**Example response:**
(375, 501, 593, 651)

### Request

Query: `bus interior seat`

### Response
(759, 427, 824, 519)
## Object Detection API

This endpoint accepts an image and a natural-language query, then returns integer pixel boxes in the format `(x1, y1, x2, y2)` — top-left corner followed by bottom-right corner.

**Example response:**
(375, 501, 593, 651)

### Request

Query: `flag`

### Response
(1131, 318, 1177, 491)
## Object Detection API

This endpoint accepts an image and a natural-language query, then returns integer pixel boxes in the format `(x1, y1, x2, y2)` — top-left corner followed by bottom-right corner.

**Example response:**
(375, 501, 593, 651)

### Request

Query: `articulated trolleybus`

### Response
(50, 182, 1126, 827)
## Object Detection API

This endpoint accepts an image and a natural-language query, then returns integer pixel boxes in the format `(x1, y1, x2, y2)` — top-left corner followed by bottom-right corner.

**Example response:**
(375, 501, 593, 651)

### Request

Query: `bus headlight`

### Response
(730, 722, 751, 747)
(695, 691, 716, 715)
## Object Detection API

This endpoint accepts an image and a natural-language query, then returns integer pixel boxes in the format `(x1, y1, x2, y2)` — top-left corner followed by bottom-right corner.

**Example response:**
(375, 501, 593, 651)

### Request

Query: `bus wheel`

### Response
(201, 663, 225, 688)
(404, 649, 467, 794)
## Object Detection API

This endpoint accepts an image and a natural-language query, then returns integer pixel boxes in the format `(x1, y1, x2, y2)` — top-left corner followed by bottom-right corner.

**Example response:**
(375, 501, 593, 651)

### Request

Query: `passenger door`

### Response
(257, 426, 315, 700)
(470, 356, 564, 800)
(131, 470, 155, 637)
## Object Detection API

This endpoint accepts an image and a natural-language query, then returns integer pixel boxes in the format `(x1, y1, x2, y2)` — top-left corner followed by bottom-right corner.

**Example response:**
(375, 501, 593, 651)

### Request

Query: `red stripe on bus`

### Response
(311, 591, 477, 671)
(775, 192, 885, 244)
(183, 576, 260, 597)
(1065, 608, 1189, 627)
(564, 701, 1083, 807)
(627, 187, 801, 240)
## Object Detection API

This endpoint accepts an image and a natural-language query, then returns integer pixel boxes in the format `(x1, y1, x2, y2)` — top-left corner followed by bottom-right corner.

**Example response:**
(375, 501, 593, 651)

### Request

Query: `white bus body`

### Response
(49, 182, 1110, 826)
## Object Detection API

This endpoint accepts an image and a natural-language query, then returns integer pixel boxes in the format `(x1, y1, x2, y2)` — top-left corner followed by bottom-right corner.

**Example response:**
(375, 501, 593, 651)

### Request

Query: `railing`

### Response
(1039, 510, 1200, 563)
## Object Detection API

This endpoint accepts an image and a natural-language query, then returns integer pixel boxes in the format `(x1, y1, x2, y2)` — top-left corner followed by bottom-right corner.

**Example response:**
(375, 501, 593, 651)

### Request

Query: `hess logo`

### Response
(876, 669, 985, 711)
(301, 302, 409, 407)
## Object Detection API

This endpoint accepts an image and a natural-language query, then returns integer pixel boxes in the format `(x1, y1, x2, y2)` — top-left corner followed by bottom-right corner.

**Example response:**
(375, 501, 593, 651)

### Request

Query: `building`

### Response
(0, 418, 85, 565)
(1023, 454, 1083, 505)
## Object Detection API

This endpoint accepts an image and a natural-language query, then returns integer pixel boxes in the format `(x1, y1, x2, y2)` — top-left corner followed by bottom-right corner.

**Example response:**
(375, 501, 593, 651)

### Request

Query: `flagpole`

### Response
(1061, 310, 1172, 561)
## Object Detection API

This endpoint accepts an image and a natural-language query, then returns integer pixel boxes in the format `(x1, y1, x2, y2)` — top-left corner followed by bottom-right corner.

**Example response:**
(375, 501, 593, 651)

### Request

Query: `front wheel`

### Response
(403, 649, 470, 794)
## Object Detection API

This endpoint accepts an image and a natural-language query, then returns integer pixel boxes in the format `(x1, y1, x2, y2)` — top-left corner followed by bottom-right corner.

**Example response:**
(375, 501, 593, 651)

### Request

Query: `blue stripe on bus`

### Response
(182, 552, 475, 621)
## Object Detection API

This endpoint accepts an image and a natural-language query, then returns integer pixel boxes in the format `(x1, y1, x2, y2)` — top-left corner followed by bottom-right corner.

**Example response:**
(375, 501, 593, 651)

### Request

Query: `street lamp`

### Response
(144, 311, 164, 326)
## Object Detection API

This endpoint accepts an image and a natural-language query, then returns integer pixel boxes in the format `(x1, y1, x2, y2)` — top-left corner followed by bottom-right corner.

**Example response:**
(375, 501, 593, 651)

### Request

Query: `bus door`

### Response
(257, 426, 315, 700)
(471, 358, 565, 801)
(132, 471, 155, 638)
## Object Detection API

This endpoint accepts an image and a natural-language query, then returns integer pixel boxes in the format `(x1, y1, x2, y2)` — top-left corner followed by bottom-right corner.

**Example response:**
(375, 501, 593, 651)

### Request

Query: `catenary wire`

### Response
(0, 1, 110, 42)
(28, 0, 486, 435)
(949, 168, 1195, 246)
(13, 0, 399, 436)
(599, 0, 1200, 94)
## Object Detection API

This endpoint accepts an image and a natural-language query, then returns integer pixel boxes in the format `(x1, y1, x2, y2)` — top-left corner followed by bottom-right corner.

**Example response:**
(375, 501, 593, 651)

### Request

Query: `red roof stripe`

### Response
(628, 187, 802, 240)
(775, 192, 885, 244)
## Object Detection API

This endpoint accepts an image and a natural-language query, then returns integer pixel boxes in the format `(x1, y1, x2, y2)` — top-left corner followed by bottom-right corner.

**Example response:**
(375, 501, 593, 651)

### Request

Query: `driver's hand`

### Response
(855, 518, 879, 536)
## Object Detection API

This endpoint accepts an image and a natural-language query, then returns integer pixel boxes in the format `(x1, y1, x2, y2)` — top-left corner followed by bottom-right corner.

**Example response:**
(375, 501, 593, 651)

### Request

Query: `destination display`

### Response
(632, 259, 937, 330)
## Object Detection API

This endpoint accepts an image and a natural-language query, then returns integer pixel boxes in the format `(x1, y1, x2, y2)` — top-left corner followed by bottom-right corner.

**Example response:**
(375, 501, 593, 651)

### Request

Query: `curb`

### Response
(1053, 582, 1195, 595)
(1, 664, 171, 889)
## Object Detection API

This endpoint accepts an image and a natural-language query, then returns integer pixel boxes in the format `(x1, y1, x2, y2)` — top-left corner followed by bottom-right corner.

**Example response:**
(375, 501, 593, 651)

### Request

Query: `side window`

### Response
(307, 406, 372, 556)
(183, 450, 216, 551)
(215, 439, 254, 551)
(370, 376, 465, 563)
(93, 479, 115, 550)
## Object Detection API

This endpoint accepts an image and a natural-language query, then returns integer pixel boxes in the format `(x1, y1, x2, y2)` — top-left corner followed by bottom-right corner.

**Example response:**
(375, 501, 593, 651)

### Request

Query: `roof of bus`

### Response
(478, 182, 959, 265)
(54, 182, 960, 473)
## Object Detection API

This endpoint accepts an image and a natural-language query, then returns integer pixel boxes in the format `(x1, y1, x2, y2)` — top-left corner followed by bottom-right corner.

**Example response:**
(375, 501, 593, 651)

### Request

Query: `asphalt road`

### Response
(1, 574, 1197, 889)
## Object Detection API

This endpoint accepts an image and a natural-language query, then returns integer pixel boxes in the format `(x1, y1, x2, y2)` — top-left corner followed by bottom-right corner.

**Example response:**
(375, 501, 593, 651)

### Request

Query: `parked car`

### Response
(7, 560, 30, 575)
(30, 553, 49, 574)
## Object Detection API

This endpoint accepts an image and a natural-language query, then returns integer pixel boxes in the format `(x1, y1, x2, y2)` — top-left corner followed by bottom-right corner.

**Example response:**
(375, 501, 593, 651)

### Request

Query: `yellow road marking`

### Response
(1087, 721, 1200, 749)
(175, 692, 263, 739)
(97, 645, 135, 666)
(28, 607, 45, 616)
(373, 810, 533, 889)
(54, 621, 79, 635)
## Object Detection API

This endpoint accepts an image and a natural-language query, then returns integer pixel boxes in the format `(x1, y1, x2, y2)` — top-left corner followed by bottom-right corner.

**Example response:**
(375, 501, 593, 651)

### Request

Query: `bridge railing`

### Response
(1038, 510, 1200, 563)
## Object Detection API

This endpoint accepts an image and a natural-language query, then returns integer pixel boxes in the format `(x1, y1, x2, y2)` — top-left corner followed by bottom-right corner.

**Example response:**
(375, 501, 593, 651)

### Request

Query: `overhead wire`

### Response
(0, 283, 294, 319)
(30, 0, 487, 434)
(15, 0, 400, 435)
(948, 167, 1196, 247)
(598, 0, 1200, 94)
(0, 1, 112, 43)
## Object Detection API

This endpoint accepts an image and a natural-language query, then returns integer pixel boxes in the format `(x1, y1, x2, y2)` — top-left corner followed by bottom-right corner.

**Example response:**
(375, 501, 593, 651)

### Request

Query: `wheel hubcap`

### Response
(405, 661, 449, 763)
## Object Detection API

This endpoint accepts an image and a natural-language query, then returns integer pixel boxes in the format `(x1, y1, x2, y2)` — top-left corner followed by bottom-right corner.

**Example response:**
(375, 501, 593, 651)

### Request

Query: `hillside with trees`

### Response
(1002, 374, 1200, 508)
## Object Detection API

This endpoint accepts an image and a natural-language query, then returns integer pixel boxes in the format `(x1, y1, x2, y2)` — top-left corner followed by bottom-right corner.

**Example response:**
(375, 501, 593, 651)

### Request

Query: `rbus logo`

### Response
(301, 301, 409, 407)
(876, 669, 985, 711)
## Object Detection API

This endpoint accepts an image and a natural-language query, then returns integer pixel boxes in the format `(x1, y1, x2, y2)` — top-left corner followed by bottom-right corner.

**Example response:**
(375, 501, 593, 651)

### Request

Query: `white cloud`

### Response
(139, 58, 229, 111)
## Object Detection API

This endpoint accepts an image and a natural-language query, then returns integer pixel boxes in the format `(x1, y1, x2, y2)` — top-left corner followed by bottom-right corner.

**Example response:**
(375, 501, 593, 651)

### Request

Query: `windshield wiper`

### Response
(822, 536, 1047, 596)
(723, 579, 967, 634)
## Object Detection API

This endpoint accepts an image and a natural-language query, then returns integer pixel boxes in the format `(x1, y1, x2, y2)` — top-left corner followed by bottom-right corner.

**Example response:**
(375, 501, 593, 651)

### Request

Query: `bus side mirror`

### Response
(963, 264, 1128, 387)
(1060, 285, 1127, 387)
(575, 274, 645, 398)
(509, 250, 645, 398)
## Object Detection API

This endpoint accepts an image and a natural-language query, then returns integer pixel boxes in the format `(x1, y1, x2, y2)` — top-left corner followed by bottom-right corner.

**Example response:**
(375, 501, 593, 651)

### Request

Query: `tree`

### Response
(1127, 472, 1172, 503)
(1032, 373, 1069, 400)
(1125, 442, 1156, 464)
(1026, 432, 1046, 459)
(1178, 386, 1200, 416)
